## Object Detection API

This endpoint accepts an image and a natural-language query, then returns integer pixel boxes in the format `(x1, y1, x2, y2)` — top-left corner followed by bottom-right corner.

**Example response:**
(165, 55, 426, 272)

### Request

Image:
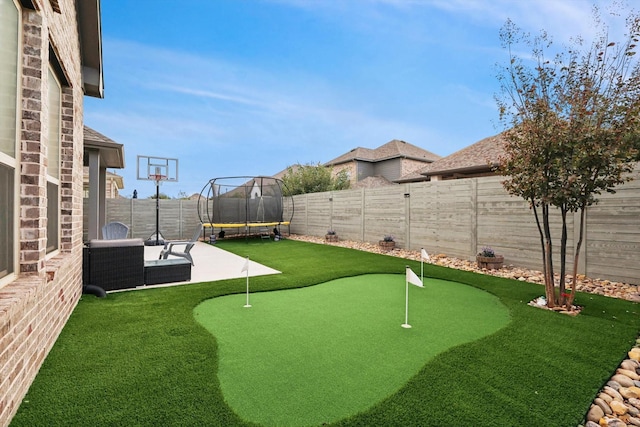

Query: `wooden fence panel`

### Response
(476, 176, 576, 271)
(363, 187, 406, 246)
(331, 189, 364, 241)
(585, 170, 640, 283)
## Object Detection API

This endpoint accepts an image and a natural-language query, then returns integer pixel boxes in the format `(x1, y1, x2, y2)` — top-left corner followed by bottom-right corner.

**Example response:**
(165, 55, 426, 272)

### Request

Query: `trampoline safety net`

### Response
(197, 176, 294, 235)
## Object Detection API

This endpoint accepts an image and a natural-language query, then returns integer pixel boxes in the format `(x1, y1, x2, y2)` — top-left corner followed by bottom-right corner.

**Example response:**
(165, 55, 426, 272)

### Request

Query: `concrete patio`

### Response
(131, 241, 281, 290)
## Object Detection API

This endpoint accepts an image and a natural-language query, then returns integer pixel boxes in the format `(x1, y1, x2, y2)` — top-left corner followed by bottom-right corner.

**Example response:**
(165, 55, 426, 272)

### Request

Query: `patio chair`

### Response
(102, 221, 129, 240)
(159, 224, 203, 266)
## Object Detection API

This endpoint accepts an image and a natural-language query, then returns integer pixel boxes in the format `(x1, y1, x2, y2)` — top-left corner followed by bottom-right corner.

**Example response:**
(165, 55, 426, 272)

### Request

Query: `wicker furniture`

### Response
(83, 238, 145, 291)
(144, 259, 192, 285)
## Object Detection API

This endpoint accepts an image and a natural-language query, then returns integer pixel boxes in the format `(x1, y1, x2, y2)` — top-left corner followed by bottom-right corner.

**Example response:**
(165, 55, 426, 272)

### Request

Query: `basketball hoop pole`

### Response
(155, 176, 160, 246)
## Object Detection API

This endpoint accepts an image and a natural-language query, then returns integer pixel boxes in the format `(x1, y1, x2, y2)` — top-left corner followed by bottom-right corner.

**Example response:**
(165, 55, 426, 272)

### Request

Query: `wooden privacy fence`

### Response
(91, 172, 640, 285)
(285, 174, 640, 285)
(83, 199, 205, 242)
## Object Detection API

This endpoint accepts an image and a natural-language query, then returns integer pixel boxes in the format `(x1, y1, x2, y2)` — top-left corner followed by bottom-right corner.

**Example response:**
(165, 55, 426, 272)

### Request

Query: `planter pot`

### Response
(476, 255, 504, 270)
(325, 234, 339, 242)
(379, 240, 396, 250)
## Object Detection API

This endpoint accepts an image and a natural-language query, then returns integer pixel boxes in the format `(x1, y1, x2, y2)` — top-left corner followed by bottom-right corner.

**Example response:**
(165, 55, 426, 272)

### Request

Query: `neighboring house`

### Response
(324, 139, 441, 186)
(83, 168, 124, 199)
(396, 133, 506, 183)
(0, 1, 105, 424)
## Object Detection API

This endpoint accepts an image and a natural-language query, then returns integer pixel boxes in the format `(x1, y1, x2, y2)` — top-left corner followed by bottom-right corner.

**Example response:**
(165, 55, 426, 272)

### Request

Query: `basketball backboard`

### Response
(137, 155, 179, 182)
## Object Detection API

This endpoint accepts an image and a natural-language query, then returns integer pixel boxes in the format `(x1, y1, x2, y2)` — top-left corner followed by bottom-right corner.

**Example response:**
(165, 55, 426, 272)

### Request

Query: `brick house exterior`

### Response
(324, 140, 441, 186)
(0, 0, 103, 424)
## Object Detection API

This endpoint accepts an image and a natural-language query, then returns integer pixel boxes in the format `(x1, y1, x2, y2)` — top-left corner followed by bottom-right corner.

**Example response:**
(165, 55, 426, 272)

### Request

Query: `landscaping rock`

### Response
(630, 398, 640, 409)
(619, 369, 640, 381)
(596, 397, 614, 415)
(588, 405, 605, 422)
(599, 416, 628, 426)
(605, 386, 625, 401)
(614, 375, 637, 388)
(611, 400, 629, 415)
(601, 393, 615, 403)
(620, 388, 640, 400)
(586, 421, 601, 427)
(609, 381, 623, 391)
(621, 360, 640, 371)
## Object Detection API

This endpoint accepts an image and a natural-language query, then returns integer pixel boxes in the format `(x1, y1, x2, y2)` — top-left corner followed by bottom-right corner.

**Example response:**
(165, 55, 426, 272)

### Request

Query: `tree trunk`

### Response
(532, 202, 550, 299)
(568, 207, 586, 307)
(559, 207, 568, 306)
(542, 203, 556, 308)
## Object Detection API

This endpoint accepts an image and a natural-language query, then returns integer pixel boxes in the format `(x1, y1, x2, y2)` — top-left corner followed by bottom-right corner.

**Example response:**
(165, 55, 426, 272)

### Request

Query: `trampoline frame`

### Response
(197, 176, 294, 240)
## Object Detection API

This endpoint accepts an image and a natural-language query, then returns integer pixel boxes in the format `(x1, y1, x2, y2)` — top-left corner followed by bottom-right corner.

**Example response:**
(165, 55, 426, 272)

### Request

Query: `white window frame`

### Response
(46, 65, 61, 256)
(0, 0, 21, 288)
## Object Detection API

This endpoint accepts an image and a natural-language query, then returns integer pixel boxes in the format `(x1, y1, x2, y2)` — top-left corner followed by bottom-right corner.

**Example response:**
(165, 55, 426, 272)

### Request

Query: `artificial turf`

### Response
(195, 274, 510, 426)
(10, 238, 640, 426)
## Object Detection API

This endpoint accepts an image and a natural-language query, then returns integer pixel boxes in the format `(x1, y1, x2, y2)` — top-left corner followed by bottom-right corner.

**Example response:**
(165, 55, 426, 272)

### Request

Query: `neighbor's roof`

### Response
(83, 126, 125, 169)
(395, 133, 507, 182)
(325, 140, 441, 166)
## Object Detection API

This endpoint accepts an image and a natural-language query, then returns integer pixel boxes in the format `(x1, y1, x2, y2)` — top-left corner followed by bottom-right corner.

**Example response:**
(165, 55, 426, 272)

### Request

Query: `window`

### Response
(47, 66, 61, 254)
(0, 0, 19, 282)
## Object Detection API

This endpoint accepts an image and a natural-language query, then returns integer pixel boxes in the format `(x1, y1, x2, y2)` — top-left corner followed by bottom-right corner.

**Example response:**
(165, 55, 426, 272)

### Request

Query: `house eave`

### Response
(77, 0, 104, 98)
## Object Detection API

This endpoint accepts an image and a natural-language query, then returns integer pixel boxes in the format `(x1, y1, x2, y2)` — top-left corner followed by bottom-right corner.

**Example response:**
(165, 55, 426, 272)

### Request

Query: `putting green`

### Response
(194, 274, 510, 426)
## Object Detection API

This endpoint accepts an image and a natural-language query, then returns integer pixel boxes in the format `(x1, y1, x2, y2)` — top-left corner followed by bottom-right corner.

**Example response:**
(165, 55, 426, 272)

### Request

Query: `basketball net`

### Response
(149, 174, 167, 186)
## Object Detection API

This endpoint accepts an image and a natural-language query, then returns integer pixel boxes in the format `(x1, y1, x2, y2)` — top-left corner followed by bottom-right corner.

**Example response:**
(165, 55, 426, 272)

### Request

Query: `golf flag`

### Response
(402, 266, 423, 329)
(420, 248, 429, 284)
(242, 256, 251, 308)
(406, 267, 423, 288)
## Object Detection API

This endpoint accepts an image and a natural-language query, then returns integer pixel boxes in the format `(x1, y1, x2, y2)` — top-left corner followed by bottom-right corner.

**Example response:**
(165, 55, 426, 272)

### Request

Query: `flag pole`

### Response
(402, 266, 412, 329)
(421, 247, 424, 284)
(244, 256, 251, 308)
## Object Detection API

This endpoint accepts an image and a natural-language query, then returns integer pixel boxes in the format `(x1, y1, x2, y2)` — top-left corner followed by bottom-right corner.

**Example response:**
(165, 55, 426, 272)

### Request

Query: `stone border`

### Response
(287, 234, 640, 303)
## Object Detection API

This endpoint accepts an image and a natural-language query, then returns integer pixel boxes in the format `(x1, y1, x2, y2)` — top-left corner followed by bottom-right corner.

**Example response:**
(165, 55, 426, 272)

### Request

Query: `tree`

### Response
(149, 192, 171, 199)
(281, 163, 350, 196)
(496, 8, 640, 308)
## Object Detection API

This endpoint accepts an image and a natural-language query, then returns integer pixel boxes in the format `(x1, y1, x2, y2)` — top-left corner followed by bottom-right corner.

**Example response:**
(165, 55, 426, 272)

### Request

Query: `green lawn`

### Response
(196, 274, 510, 426)
(11, 239, 640, 426)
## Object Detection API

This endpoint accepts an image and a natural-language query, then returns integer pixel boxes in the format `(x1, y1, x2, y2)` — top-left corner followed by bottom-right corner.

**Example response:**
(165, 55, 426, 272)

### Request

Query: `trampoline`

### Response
(197, 176, 294, 239)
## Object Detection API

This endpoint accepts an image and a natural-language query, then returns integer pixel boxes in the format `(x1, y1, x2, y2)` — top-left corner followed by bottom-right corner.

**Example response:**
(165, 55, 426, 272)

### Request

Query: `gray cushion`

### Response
(89, 238, 144, 248)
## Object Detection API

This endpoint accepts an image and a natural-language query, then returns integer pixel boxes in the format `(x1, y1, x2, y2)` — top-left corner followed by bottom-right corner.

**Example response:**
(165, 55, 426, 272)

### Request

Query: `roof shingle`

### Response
(325, 139, 440, 166)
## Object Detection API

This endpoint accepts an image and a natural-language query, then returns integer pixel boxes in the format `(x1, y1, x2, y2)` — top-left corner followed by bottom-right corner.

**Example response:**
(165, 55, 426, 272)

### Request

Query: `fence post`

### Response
(361, 188, 365, 242)
(470, 178, 478, 261)
(404, 184, 411, 249)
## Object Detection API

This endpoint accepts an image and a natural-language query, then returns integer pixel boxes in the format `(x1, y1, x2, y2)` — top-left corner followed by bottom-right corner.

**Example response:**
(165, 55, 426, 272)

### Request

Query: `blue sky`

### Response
(84, 0, 620, 198)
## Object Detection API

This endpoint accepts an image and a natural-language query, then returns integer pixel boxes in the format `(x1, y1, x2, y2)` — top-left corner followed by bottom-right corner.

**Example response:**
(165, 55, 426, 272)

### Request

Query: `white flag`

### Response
(421, 248, 430, 261)
(406, 267, 423, 287)
(241, 258, 249, 273)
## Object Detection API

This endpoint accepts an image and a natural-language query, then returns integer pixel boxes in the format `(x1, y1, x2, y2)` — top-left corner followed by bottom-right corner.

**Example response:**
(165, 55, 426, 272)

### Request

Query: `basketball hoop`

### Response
(136, 155, 179, 246)
(149, 174, 167, 184)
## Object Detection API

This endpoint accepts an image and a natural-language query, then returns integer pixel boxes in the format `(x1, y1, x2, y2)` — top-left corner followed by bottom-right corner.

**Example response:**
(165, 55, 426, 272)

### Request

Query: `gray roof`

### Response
(325, 139, 441, 166)
(396, 133, 506, 182)
(83, 126, 125, 168)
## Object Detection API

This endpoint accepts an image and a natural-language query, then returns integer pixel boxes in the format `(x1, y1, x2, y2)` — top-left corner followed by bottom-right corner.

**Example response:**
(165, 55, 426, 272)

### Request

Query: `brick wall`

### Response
(0, 1, 87, 425)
